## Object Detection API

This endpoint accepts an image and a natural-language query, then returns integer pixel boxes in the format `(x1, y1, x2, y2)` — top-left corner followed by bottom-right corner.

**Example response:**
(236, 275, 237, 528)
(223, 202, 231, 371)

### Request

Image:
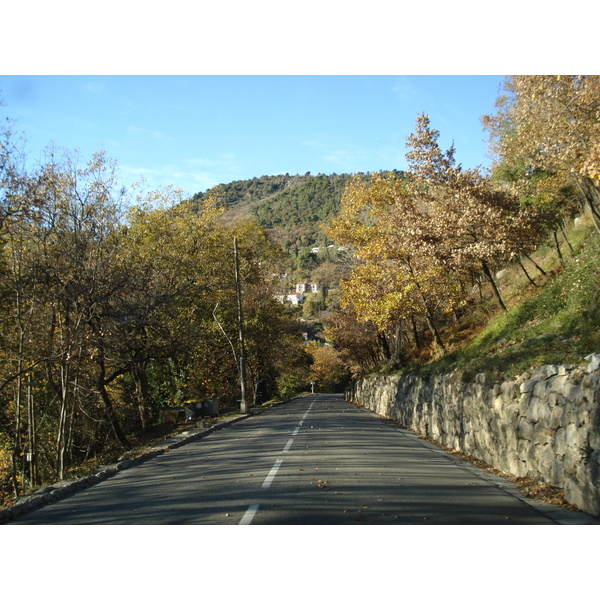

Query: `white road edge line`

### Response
(262, 459, 284, 488)
(283, 438, 294, 452)
(239, 504, 260, 525)
(292, 426, 300, 436)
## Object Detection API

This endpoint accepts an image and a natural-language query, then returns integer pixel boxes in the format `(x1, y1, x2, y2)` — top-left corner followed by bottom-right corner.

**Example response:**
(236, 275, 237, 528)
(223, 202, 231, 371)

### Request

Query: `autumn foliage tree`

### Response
(304, 342, 349, 392)
(322, 308, 383, 376)
(328, 171, 453, 358)
(0, 146, 134, 490)
(482, 75, 600, 232)
(405, 113, 541, 312)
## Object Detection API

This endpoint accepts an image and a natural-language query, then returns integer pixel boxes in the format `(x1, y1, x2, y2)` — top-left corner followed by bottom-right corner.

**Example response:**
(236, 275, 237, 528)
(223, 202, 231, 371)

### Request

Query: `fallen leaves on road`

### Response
(414, 430, 580, 510)
(309, 476, 329, 489)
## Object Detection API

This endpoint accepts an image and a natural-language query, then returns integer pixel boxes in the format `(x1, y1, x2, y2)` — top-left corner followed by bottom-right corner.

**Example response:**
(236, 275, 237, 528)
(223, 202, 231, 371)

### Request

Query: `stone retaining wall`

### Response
(345, 354, 600, 516)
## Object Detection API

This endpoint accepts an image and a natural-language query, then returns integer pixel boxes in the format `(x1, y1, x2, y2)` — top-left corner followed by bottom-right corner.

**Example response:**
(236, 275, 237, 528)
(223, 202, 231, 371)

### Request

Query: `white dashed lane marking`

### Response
(239, 397, 319, 524)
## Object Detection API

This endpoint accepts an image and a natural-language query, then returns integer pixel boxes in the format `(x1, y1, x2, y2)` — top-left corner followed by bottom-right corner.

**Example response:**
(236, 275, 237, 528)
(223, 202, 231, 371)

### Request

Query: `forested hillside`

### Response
(250, 173, 356, 246)
(189, 171, 401, 276)
(190, 173, 306, 213)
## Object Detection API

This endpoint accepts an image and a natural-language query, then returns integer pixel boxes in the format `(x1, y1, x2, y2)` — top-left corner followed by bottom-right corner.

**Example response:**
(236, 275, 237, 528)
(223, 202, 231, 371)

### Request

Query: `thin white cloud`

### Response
(300, 140, 321, 148)
(127, 125, 174, 142)
(321, 149, 363, 169)
(119, 154, 246, 196)
(79, 81, 104, 95)
(301, 135, 365, 171)
(184, 154, 237, 169)
(391, 76, 422, 102)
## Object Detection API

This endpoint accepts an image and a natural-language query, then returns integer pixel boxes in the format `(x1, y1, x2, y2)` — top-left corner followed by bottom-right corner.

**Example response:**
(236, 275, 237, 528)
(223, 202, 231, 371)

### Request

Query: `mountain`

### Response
(190, 173, 347, 245)
(188, 171, 404, 267)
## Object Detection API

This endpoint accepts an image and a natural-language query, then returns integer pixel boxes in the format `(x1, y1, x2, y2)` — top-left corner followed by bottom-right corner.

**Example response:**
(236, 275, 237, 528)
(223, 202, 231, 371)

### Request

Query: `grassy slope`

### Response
(413, 217, 599, 382)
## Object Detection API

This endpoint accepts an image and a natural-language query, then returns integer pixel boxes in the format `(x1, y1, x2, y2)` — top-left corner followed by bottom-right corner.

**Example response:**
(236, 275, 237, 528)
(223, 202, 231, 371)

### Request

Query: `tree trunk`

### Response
(26, 375, 38, 486)
(369, 349, 379, 369)
(481, 260, 507, 312)
(516, 255, 537, 287)
(559, 222, 574, 253)
(66, 346, 84, 476)
(578, 176, 600, 234)
(424, 312, 446, 356)
(11, 380, 22, 499)
(411, 317, 421, 350)
(378, 332, 391, 361)
(553, 231, 564, 263)
(131, 362, 152, 430)
(411, 275, 446, 355)
(389, 320, 405, 369)
(56, 362, 69, 480)
(97, 355, 131, 450)
(524, 253, 547, 276)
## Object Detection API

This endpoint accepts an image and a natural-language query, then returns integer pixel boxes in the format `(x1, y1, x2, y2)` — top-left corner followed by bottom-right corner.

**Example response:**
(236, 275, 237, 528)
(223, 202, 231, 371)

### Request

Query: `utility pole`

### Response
(234, 237, 248, 414)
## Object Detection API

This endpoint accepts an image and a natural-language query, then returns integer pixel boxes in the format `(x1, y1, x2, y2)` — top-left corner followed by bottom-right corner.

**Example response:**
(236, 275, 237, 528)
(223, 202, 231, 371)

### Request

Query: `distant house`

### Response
(275, 293, 305, 305)
(295, 282, 320, 294)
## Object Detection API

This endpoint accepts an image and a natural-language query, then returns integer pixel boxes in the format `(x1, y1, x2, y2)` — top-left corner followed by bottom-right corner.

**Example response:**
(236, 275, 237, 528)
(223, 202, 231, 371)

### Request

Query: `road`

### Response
(9, 394, 577, 525)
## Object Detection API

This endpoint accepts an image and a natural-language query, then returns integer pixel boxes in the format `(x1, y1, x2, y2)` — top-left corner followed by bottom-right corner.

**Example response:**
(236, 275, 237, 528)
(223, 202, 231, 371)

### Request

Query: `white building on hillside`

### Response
(295, 282, 320, 294)
(275, 293, 305, 305)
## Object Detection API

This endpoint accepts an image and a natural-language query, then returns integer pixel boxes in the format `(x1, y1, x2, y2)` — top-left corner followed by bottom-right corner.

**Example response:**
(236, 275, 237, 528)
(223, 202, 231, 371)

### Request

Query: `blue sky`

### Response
(1, 75, 505, 198)
(2, 4, 592, 200)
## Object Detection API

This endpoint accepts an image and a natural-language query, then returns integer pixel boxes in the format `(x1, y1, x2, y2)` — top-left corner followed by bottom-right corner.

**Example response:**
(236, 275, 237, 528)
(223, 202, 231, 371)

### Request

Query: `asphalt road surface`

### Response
(9, 394, 577, 525)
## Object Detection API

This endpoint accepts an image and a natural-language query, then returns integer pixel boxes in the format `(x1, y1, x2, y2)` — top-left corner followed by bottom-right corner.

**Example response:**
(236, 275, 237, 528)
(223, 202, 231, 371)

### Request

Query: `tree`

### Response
(0, 147, 135, 493)
(225, 221, 306, 404)
(0, 124, 45, 493)
(31, 150, 133, 460)
(114, 191, 228, 428)
(323, 308, 383, 376)
(482, 75, 600, 232)
(328, 171, 462, 357)
(0, 133, 313, 501)
(242, 285, 307, 403)
(490, 161, 581, 265)
(304, 342, 349, 392)
(405, 113, 541, 312)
